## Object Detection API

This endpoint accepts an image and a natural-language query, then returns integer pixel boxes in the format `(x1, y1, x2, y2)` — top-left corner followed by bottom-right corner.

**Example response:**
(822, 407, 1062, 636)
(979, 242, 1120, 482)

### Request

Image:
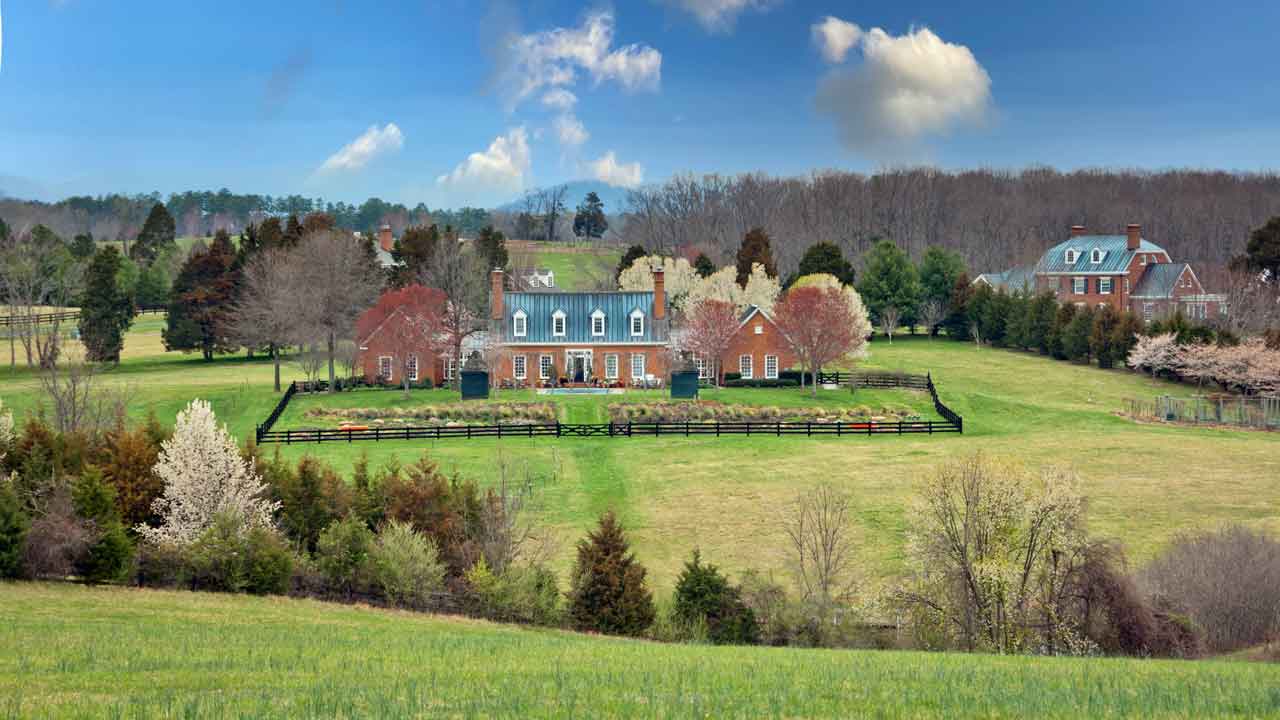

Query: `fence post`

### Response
(806, 421, 811, 437)
(837, 421, 842, 437)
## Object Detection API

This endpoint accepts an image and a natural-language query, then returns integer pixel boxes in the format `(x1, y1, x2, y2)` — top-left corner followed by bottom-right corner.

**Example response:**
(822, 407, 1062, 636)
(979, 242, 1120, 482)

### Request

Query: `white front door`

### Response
(565, 350, 594, 382)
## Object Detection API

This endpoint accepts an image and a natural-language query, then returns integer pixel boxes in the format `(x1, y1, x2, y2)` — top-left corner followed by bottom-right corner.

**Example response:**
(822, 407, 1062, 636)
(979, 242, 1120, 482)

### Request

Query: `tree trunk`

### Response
(811, 364, 819, 397)
(327, 331, 336, 393)
(271, 343, 281, 393)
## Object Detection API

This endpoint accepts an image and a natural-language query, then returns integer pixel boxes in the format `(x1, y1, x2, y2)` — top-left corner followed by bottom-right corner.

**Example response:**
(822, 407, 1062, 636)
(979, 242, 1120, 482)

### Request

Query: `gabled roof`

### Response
(1035, 235, 1167, 275)
(1131, 263, 1191, 299)
(501, 291, 667, 343)
(974, 267, 1035, 293)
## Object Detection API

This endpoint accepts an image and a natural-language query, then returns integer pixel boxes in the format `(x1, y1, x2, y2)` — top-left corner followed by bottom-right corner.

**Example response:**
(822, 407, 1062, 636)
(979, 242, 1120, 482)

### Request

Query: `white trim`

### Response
(754, 323, 763, 335)
(539, 354, 553, 380)
(513, 354, 527, 380)
(590, 309, 606, 337)
(1099, 277, 1113, 295)
(500, 341, 667, 347)
(551, 309, 567, 337)
(629, 309, 645, 337)
(1090, 248, 1104, 264)
(512, 310, 527, 338)
(1071, 277, 1086, 295)
(605, 353, 619, 379)
(630, 353, 645, 379)
(764, 355, 778, 379)
(378, 355, 393, 381)
(407, 354, 419, 382)
(1064, 248, 1079, 264)
(739, 354, 753, 380)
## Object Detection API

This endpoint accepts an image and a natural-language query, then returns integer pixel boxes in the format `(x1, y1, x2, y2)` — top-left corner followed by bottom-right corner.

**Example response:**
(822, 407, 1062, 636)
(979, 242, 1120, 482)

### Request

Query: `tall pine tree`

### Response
(568, 511, 655, 637)
(858, 239, 921, 327)
(794, 242, 855, 286)
(572, 191, 609, 239)
(735, 228, 777, 286)
(163, 231, 240, 360)
(78, 246, 136, 362)
(475, 225, 509, 272)
(131, 203, 176, 266)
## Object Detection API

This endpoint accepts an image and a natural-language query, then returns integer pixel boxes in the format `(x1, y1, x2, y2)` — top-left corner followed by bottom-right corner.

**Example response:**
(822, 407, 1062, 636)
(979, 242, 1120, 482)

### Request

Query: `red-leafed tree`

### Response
(774, 286, 860, 396)
(356, 285, 448, 397)
(683, 299, 739, 386)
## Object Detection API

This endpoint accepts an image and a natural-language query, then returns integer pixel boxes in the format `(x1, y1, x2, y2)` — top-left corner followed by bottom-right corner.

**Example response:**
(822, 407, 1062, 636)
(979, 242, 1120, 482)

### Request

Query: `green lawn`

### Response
(2, 322, 1277, 592)
(2, 583, 1276, 720)
(511, 244, 622, 290)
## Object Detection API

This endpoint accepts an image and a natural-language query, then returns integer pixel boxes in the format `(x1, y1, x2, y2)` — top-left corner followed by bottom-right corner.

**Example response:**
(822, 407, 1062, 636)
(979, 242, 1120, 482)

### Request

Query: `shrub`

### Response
(1139, 524, 1280, 653)
(22, 491, 91, 578)
(381, 456, 481, 576)
(133, 540, 188, 588)
(723, 379, 799, 388)
(673, 550, 759, 645)
(264, 454, 353, 553)
(72, 468, 134, 584)
(568, 511, 655, 637)
(186, 512, 293, 595)
(242, 526, 294, 595)
(467, 557, 562, 626)
(0, 478, 29, 579)
(368, 520, 445, 607)
(315, 518, 374, 595)
(94, 415, 165, 529)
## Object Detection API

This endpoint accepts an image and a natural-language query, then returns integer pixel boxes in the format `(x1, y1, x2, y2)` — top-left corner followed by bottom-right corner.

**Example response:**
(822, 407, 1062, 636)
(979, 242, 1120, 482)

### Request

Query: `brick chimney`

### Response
(378, 224, 394, 252)
(1070, 225, 1087, 237)
(652, 266, 665, 320)
(1126, 224, 1141, 251)
(490, 269, 505, 321)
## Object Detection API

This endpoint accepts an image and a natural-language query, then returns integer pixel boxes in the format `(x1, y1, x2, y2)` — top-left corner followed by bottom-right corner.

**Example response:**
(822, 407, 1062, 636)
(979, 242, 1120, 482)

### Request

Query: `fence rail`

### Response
(816, 371, 932, 389)
(0, 306, 164, 327)
(1125, 395, 1279, 430)
(254, 372, 965, 444)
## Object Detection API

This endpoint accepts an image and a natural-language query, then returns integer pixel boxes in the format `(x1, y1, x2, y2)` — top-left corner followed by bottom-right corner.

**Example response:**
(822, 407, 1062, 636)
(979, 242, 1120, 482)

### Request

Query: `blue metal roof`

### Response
(1131, 263, 1189, 298)
(501, 291, 667, 343)
(1035, 235, 1167, 274)
(976, 266, 1035, 293)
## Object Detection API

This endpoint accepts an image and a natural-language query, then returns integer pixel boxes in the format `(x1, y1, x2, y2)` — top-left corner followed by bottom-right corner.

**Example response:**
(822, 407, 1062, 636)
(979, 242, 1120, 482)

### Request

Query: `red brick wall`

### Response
(496, 345, 669, 385)
(357, 328, 444, 386)
(720, 312, 797, 381)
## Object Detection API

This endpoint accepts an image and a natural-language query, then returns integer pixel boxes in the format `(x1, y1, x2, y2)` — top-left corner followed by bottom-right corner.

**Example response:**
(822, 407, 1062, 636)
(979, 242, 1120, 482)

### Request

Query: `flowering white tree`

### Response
(684, 265, 744, 312)
(0, 399, 13, 466)
(741, 263, 782, 315)
(138, 399, 280, 545)
(1127, 333, 1180, 377)
(618, 255, 700, 313)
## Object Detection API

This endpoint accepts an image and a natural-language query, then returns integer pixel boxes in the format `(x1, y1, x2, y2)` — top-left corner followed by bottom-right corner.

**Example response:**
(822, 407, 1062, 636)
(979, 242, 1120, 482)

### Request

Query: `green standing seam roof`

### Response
(977, 267, 1036, 293)
(1131, 263, 1190, 298)
(1034, 235, 1167, 274)
(502, 291, 668, 343)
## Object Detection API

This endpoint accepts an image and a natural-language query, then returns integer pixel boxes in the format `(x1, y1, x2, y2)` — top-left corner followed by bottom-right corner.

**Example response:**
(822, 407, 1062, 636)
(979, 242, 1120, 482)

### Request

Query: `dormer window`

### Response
(512, 310, 527, 338)
(1064, 249, 1079, 264)
(590, 309, 606, 337)
(629, 309, 645, 337)
(551, 310, 567, 337)
(1090, 248, 1104, 264)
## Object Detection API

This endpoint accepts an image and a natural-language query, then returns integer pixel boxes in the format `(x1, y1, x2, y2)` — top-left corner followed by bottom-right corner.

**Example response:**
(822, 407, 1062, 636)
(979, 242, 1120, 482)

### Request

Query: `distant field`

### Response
(2, 583, 1275, 720)
(510, 242, 622, 291)
(2, 317, 1276, 592)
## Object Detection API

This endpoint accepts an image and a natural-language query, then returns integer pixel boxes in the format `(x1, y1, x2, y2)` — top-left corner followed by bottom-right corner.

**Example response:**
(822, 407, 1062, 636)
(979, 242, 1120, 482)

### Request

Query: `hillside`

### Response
(1, 583, 1274, 719)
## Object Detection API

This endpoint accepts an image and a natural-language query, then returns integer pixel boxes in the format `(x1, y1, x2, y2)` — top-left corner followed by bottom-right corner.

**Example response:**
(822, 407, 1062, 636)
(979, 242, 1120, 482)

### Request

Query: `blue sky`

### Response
(2, 0, 1279, 208)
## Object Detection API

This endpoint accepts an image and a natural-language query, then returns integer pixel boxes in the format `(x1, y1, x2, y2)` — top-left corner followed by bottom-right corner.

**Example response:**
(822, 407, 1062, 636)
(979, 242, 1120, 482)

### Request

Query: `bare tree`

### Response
(290, 229, 384, 393)
(782, 484, 858, 606)
(878, 305, 901, 344)
(230, 248, 300, 392)
(37, 346, 131, 437)
(918, 299, 946, 338)
(1, 234, 82, 368)
(535, 185, 570, 243)
(423, 228, 487, 389)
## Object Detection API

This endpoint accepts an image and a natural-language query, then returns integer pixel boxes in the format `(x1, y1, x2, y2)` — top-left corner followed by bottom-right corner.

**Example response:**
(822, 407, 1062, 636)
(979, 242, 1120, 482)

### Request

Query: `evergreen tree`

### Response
(258, 217, 285, 250)
(918, 245, 966, 309)
(673, 550, 759, 645)
(475, 225, 509, 272)
(1063, 305, 1096, 362)
(70, 232, 96, 259)
(572, 191, 609, 239)
(942, 273, 973, 340)
(131, 203, 177, 265)
(163, 230, 240, 360)
(1243, 216, 1280, 278)
(1090, 304, 1122, 368)
(1027, 293, 1058, 355)
(0, 479, 28, 579)
(1110, 311, 1144, 368)
(735, 228, 777, 286)
(979, 289, 1013, 347)
(1049, 302, 1077, 360)
(693, 252, 715, 278)
(795, 242, 855, 286)
(569, 511, 655, 637)
(237, 223, 263, 264)
(1004, 293, 1032, 350)
(78, 246, 136, 363)
(393, 224, 439, 284)
(0, 216, 9, 244)
(282, 214, 304, 248)
(615, 244, 647, 282)
(134, 263, 170, 310)
(72, 468, 133, 584)
(858, 239, 921, 327)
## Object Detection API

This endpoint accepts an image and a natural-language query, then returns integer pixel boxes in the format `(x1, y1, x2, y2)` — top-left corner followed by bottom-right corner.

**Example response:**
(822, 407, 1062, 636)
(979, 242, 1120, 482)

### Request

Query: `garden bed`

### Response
(607, 401, 927, 424)
(301, 402, 558, 427)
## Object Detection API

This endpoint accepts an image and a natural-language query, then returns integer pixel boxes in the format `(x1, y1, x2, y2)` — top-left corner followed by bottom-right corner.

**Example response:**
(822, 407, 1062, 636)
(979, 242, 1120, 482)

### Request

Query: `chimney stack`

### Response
(1126, 224, 1141, 251)
(1070, 225, 1087, 238)
(378, 224, 394, 252)
(490, 269, 505, 321)
(652, 266, 666, 320)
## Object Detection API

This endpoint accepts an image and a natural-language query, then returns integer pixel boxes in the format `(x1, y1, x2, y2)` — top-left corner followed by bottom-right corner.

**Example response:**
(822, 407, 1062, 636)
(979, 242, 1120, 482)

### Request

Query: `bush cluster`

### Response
(303, 402, 557, 426)
(608, 402, 914, 424)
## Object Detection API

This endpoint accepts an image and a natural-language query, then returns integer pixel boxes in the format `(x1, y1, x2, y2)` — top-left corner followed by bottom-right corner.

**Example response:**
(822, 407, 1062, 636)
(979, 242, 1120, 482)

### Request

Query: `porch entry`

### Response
(565, 349, 594, 382)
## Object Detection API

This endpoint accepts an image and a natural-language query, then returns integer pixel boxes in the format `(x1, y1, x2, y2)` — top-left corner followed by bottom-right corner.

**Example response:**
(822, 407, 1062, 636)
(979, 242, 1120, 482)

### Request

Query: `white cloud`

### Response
(436, 127, 532, 193)
(541, 88, 578, 111)
(553, 113, 589, 148)
(499, 11, 661, 109)
(814, 24, 992, 155)
(588, 151, 643, 188)
(811, 16, 862, 63)
(663, 0, 775, 33)
(317, 123, 404, 174)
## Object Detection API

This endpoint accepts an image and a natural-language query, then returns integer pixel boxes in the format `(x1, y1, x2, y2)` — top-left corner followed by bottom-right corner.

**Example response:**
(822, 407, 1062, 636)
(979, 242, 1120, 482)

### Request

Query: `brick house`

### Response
(692, 305, 797, 382)
(355, 305, 447, 387)
(487, 268, 671, 386)
(976, 224, 1224, 322)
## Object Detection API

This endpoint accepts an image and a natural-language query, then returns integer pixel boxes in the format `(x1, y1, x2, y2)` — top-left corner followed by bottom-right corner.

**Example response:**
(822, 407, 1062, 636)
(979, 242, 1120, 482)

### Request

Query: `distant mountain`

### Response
(495, 181, 632, 214)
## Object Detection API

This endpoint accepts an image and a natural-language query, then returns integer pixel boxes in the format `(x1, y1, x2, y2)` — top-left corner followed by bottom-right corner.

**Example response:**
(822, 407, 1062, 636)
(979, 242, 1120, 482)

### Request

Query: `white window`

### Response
(512, 310, 527, 338)
(1188, 302, 1206, 320)
(1099, 277, 1113, 295)
(513, 355, 527, 379)
(1090, 248, 1104, 264)
(694, 356, 709, 379)
(1064, 249, 1079, 264)
(1143, 303, 1154, 322)
(1140, 255, 1147, 265)
(630, 353, 645, 379)
(1124, 278, 1130, 293)
(754, 324, 763, 335)
(552, 310, 566, 337)
(446, 358, 456, 380)
(630, 310, 645, 337)
(765, 355, 778, 379)
(407, 354, 419, 382)
(539, 354, 553, 380)
(591, 310, 605, 337)
(1072, 277, 1086, 295)
(605, 354, 619, 379)
(378, 355, 393, 381)
(740, 354, 753, 379)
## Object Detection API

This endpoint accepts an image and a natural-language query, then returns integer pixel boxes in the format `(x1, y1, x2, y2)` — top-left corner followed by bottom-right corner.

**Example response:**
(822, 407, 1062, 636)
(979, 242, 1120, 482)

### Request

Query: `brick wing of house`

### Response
(975, 224, 1224, 322)
(489, 268, 670, 386)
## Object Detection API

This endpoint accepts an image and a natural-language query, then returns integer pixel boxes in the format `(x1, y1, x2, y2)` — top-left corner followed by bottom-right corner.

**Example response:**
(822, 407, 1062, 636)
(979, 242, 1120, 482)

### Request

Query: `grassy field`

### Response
(2, 583, 1276, 720)
(1, 320, 1277, 591)
(509, 243, 622, 290)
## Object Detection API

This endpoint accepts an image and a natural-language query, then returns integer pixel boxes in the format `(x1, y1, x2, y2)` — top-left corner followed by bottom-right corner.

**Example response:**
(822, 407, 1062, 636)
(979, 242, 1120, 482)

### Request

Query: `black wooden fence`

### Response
(816, 370, 931, 389)
(0, 307, 164, 327)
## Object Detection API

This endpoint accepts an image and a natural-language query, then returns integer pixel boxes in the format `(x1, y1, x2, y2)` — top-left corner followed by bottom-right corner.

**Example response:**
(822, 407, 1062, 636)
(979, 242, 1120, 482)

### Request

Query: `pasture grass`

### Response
(2, 582, 1277, 719)
(510, 244, 621, 290)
